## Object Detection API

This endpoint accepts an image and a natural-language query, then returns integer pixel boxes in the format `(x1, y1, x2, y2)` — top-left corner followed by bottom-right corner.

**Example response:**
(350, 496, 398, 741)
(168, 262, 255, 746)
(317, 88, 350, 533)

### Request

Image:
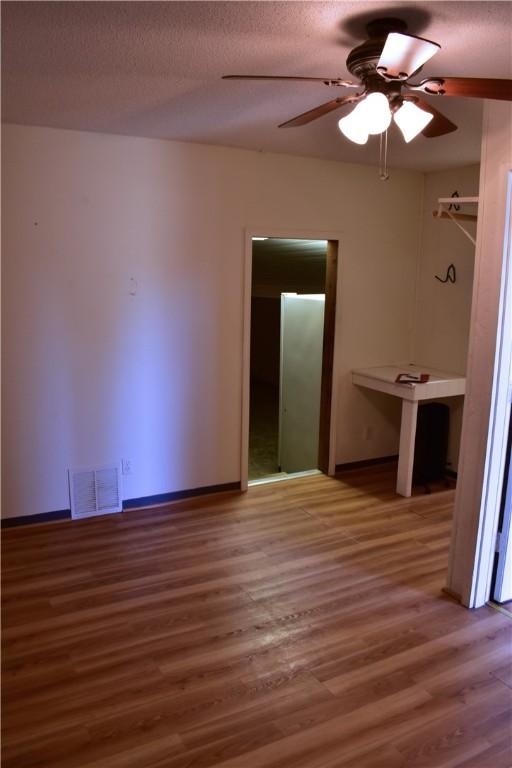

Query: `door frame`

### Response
(465, 170, 512, 606)
(240, 227, 343, 491)
(445, 103, 512, 606)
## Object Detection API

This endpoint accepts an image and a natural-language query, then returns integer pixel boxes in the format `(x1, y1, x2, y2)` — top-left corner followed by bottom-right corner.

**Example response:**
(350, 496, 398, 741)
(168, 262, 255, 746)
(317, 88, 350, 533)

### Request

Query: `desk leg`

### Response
(396, 400, 418, 497)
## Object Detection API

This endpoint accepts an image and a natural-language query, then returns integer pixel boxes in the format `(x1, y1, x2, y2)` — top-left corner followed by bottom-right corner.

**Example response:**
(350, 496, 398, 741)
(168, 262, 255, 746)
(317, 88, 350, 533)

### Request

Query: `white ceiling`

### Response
(2, 1, 511, 171)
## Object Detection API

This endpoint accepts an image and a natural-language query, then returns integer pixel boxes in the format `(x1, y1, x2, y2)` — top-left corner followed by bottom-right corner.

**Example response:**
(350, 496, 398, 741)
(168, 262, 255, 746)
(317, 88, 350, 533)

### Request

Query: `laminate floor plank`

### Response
(2, 465, 511, 767)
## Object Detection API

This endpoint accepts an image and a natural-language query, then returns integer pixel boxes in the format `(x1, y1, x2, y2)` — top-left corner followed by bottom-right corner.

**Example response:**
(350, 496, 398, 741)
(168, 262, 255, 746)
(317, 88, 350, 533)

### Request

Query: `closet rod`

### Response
(433, 211, 478, 222)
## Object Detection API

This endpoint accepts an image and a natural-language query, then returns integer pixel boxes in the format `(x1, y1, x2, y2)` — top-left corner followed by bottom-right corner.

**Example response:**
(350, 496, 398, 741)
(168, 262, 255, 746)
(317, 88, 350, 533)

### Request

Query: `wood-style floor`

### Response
(2, 464, 511, 768)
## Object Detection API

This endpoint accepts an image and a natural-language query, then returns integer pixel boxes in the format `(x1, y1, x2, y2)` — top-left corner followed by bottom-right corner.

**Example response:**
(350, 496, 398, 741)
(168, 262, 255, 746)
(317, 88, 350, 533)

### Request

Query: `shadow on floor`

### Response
(332, 461, 456, 501)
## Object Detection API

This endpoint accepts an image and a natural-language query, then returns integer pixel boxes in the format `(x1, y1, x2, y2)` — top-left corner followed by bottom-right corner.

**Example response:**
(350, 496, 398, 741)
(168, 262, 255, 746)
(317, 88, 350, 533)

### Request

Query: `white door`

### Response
(494, 420, 512, 603)
(278, 294, 325, 473)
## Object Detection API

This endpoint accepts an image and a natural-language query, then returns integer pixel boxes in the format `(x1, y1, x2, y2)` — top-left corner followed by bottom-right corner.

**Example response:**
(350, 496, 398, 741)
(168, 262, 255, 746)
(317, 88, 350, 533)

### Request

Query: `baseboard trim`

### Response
(1, 481, 242, 528)
(122, 482, 241, 510)
(335, 455, 398, 473)
(1, 509, 71, 528)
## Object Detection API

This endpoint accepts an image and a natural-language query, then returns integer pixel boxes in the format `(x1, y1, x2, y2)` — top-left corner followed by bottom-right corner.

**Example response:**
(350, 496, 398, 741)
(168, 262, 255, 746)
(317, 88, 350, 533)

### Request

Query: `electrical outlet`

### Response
(121, 459, 133, 476)
(364, 426, 374, 441)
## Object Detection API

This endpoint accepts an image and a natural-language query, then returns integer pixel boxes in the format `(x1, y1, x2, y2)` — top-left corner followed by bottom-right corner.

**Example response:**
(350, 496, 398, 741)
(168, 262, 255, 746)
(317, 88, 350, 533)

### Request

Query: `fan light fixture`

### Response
(338, 92, 391, 143)
(377, 32, 440, 80)
(394, 101, 434, 142)
(360, 92, 393, 134)
(337, 110, 368, 144)
(338, 94, 433, 144)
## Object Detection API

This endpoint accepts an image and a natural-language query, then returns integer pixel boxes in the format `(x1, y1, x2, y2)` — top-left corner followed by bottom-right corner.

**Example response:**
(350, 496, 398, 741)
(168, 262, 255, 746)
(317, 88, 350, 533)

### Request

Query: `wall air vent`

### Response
(69, 465, 122, 520)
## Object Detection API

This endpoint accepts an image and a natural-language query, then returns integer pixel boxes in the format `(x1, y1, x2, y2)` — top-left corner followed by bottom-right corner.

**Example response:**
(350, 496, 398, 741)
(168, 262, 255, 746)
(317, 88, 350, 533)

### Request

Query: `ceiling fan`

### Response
(223, 18, 512, 145)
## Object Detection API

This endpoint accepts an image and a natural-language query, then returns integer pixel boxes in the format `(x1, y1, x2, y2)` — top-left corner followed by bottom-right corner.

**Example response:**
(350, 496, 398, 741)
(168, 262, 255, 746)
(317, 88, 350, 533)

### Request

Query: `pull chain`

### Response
(379, 130, 389, 181)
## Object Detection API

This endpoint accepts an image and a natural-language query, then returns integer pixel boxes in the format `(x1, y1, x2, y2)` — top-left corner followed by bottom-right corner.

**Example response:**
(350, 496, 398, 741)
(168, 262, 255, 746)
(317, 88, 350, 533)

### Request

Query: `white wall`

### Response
(413, 165, 480, 469)
(2, 124, 424, 518)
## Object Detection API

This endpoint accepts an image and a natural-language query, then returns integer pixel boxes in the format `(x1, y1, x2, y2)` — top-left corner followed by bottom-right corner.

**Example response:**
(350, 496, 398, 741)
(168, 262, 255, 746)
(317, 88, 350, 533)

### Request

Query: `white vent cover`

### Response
(69, 465, 122, 520)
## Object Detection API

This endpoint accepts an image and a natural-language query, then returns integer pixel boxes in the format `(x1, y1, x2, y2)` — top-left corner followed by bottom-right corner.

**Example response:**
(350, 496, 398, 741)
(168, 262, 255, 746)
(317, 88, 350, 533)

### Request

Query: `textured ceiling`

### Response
(2, 1, 511, 171)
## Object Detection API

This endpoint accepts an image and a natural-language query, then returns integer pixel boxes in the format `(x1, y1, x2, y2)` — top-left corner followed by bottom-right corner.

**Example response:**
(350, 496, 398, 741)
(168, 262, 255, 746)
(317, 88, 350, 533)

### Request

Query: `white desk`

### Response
(352, 364, 466, 497)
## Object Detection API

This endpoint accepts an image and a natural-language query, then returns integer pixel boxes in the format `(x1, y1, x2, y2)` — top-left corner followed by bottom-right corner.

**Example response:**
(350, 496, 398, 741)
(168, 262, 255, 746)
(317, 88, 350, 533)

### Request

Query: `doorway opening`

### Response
(247, 237, 338, 484)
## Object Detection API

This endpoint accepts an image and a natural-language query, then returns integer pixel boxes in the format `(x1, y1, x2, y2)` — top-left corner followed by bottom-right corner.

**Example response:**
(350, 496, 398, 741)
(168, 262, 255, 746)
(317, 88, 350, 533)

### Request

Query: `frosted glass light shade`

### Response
(377, 33, 440, 80)
(394, 101, 434, 142)
(338, 93, 391, 143)
(359, 92, 392, 134)
(338, 108, 368, 144)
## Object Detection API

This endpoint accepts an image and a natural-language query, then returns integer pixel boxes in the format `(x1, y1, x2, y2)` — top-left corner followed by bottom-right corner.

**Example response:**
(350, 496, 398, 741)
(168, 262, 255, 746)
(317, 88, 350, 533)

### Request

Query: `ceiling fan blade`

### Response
(412, 77, 512, 101)
(410, 97, 458, 137)
(222, 75, 357, 87)
(377, 32, 440, 80)
(278, 93, 363, 128)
